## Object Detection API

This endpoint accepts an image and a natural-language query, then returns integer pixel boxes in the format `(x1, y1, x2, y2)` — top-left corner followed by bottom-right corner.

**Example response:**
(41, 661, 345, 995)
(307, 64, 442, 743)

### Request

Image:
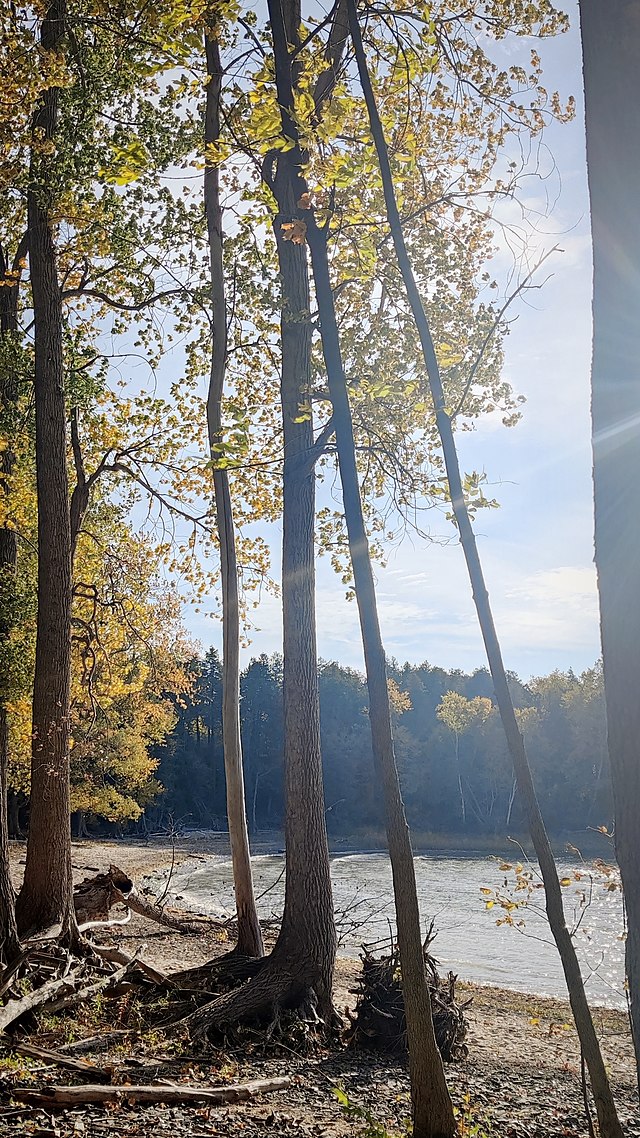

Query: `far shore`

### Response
(8, 822, 614, 871)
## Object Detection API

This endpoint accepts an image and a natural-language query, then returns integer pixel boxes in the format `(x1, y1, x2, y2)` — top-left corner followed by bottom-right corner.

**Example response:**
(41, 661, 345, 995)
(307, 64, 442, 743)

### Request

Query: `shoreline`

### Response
(5, 837, 638, 1136)
(10, 836, 627, 1010)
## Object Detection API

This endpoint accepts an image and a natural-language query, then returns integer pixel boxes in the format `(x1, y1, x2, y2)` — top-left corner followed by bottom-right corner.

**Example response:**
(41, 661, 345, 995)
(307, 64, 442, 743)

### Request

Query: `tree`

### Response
(579, 0, 640, 1087)
(187, 0, 338, 1032)
(5, 0, 225, 933)
(15, 0, 77, 939)
(0, 238, 26, 960)
(203, 8, 262, 959)
(348, 1, 623, 1133)
(267, 4, 456, 1132)
(437, 692, 492, 825)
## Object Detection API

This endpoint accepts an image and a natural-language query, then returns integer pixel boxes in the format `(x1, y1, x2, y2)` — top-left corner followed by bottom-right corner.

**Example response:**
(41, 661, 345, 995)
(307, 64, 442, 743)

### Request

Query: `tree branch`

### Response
(61, 286, 186, 312)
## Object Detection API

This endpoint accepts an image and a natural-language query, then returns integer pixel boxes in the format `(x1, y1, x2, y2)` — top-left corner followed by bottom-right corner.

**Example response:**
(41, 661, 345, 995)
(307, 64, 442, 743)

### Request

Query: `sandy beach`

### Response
(3, 836, 638, 1137)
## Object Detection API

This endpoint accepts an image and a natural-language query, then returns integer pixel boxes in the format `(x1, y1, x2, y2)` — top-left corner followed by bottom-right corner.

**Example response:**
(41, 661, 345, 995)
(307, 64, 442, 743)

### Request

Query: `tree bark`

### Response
(347, 3, 623, 1134)
(203, 16, 263, 960)
(15, 0, 78, 945)
(0, 239, 25, 965)
(579, 0, 640, 1090)
(173, 0, 341, 1040)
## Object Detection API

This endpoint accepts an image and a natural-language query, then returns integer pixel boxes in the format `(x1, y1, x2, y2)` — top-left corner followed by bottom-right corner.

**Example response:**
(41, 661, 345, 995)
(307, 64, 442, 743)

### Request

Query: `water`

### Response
(164, 851, 626, 1009)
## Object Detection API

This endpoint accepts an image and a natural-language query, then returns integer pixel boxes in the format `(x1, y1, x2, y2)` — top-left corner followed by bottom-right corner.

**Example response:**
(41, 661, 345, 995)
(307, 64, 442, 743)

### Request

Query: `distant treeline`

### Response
(151, 651, 611, 842)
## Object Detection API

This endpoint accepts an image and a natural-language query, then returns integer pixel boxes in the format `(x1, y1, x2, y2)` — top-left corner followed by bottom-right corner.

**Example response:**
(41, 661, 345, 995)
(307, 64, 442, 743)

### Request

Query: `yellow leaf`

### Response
(560, 877, 572, 887)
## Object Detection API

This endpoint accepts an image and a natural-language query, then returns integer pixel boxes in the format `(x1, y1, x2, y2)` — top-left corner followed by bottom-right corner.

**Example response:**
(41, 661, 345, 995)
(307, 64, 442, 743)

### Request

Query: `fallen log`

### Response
(14, 1076, 292, 1107)
(92, 944, 170, 987)
(58, 1030, 129, 1055)
(74, 865, 224, 935)
(8, 1042, 110, 1080)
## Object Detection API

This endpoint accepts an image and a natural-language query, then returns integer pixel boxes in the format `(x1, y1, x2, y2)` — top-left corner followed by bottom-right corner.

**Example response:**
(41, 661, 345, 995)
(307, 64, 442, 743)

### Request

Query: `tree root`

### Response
(180, 955, 332, 1054)
(346, 942, 470, 1062)
(168, 948, 266, 993)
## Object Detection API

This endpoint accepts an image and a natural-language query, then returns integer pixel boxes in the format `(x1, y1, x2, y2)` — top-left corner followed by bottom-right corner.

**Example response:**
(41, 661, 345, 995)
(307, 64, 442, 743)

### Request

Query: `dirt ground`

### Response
(2, 837, 638, 1137)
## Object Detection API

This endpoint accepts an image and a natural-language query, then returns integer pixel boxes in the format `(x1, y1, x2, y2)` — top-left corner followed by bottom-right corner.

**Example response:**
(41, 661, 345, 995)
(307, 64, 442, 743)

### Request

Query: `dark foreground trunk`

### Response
(15, 0, 77, 943)
(580, 0, 640, 1089)
(348, 2, 623, 1134)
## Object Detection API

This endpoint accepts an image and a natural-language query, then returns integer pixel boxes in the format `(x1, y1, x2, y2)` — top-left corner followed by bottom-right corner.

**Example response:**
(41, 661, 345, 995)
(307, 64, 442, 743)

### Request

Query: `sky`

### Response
(183, 2, 600, 683)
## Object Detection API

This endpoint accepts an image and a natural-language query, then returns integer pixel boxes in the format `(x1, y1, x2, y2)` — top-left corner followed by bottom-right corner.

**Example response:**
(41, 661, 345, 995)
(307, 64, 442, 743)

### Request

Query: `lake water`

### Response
(164, 851, 626, 1009)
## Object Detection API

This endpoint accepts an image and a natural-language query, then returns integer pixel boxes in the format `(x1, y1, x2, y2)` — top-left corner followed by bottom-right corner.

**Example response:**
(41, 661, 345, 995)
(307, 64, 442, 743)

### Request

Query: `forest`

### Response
(0, 1, 639, 1137)
(144, 653, 611, 842)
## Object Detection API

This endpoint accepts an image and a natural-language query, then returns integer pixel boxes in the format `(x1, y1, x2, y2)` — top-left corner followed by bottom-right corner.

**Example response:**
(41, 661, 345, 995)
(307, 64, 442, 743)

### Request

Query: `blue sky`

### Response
(184, 2, 600, 682)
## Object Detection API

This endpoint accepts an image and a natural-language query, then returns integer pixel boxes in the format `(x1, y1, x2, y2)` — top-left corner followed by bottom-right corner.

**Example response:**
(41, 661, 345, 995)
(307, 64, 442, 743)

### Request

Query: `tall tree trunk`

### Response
(187, 1, 337, 1038)
(580, 0, 640, 1089)
(263, 0, 337, 1022)
(203, 18, 263, 960)
(347, 3, 623, 1134)
(267, 5, 455, 1135)
(267, 177, 336, 1009)
(0, 238, 26, 965)
(15, 0, 78, 944)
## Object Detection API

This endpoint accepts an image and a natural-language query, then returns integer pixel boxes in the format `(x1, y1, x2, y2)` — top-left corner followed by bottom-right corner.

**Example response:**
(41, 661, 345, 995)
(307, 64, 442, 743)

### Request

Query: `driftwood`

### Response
(43, 960, 131, 1014)
(8, 1041, 110, 1080)
(14, 1076, 292, 1107)
(346, 941, 470, 1062)
(74, 865, 134, 926)
(92, 944, 170, 987)
(58, 1029, 129, 1055)
(0, 966, 84, 1034)
(74, 864, 222, 935)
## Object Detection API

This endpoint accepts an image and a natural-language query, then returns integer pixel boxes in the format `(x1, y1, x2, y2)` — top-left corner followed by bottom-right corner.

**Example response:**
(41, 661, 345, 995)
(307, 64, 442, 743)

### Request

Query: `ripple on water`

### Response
(163, 851, 625, 1008)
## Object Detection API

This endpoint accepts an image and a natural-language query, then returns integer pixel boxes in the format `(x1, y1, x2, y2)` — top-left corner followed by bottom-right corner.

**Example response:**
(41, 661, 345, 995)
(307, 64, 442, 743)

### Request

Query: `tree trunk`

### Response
(203, 17, 263, 961)
(259, 0, 338, 1022)
(15, 0, 78, 945)
(348, 3, 623, 1134)
(580, 0, 640, 1090)
(307, 185, 456, 1138)
(267, 167, 336, 1019)
(8, 793, 22, 840)
(0, 238, 26, 965)
(185, 3, 338, 1039)
(455, 735, 466, 826)
(267, 6, 455, 1135)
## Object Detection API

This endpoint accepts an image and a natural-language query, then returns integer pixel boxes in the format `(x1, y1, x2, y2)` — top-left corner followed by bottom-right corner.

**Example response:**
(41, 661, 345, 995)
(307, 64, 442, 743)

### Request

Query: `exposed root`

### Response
(168, 949, 266, 993)
(346, 941, 470, 1062)
(179, 955, 334, 1055)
